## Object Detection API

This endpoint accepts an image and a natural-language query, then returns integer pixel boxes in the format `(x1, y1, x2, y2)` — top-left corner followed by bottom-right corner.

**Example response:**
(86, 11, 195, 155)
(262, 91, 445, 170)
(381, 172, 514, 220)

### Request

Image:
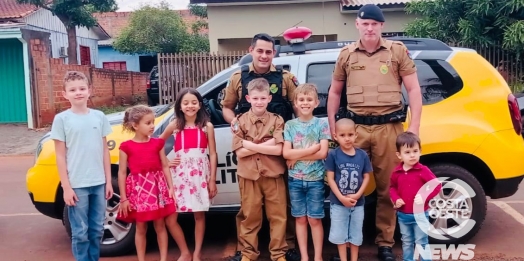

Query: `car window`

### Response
(413, 59, 463, 105)
(306, 62, 335, 116)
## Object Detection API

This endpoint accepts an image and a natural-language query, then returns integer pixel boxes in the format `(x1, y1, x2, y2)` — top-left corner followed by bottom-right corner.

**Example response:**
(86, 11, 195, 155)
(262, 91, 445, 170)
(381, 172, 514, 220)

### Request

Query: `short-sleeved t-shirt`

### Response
(324, 147, 372, 206)
(50, 109, 112, 188)
(283, 117, 331, 181)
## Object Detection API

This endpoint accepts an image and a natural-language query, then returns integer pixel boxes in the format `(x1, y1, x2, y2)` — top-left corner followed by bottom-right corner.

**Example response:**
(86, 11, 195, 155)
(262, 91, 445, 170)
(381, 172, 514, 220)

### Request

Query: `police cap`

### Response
(357, 4, 385, 22)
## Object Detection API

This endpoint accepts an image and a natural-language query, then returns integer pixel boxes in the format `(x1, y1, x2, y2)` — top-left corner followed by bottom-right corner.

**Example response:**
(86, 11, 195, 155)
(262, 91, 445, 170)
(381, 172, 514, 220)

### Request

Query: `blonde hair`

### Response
(247, 78, 270, 94)
(63, 71, 89, 89)
(122, 105, 154, 132)
(294, 83, 319, 100)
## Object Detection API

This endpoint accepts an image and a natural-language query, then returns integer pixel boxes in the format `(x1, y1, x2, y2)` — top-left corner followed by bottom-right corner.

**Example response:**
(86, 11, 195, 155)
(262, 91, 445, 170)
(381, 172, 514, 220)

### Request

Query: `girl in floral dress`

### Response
(117, 105, 176, 261)
(160, 88, 218, 261)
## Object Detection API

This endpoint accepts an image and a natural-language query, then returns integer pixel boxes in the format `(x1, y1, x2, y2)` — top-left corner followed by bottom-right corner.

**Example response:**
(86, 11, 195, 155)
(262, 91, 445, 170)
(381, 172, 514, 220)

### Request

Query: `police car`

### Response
(26, 27, 524, 256)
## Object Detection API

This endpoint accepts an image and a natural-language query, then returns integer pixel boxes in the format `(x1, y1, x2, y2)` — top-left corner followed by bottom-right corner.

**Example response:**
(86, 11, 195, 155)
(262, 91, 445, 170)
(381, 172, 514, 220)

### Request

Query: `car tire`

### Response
(426, 163, 487, 245)
(62, 178, 136, 257)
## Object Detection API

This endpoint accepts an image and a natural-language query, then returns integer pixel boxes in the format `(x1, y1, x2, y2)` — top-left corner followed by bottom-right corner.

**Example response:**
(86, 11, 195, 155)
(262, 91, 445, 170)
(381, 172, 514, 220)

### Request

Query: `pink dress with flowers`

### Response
(117, 138, 176, 223)
(170, 125, 211, 212)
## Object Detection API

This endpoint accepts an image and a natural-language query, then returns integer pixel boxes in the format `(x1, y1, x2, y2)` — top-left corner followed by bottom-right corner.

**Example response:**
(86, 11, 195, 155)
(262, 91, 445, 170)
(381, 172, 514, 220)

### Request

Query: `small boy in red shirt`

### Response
(389, 132, 442, 261)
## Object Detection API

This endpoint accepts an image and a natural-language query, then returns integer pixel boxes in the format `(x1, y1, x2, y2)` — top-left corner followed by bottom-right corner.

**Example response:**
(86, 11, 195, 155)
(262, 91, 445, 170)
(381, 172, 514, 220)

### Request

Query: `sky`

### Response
(115, 0, 190, 11)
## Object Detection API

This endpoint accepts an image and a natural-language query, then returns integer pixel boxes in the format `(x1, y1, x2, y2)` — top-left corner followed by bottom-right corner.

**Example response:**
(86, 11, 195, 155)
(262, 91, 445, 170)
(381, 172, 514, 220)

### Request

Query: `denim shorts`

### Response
(288, 176, 325, 219)
(328, 203, 364, 246)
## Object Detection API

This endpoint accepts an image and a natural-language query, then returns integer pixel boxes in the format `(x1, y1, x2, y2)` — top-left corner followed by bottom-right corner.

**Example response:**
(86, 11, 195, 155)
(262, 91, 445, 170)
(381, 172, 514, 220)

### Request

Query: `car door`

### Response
(201, 56, 301, 208)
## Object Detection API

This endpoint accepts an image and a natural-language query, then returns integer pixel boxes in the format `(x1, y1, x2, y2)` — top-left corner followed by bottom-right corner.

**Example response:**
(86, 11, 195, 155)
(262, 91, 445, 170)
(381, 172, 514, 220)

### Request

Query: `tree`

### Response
(113, 1, 209, 54)
(404, 0, 524, 52)
(18, 0, 117, 64)
(186, 3, 210, 52)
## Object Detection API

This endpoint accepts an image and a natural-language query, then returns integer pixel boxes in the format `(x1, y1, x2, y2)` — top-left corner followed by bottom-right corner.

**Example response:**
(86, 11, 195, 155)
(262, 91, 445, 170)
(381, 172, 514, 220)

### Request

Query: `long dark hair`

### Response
(173, 88, 210, 130)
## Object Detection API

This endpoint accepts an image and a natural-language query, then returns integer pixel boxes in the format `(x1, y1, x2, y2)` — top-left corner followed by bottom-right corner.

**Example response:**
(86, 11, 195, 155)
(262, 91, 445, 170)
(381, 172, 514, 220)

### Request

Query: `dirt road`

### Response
(3, 156, 524, 261)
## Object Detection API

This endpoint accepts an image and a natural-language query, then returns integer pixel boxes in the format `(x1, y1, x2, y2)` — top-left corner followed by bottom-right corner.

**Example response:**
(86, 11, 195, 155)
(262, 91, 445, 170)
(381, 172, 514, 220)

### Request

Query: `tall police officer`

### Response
(220, 33, 301, 261)
(327, 4, 422, 261)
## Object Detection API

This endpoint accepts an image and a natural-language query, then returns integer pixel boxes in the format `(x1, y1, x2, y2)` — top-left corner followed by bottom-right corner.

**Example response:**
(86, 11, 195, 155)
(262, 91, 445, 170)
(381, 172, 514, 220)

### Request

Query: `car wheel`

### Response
(63, 178, 136, 257)
(425, 163, 487, 245)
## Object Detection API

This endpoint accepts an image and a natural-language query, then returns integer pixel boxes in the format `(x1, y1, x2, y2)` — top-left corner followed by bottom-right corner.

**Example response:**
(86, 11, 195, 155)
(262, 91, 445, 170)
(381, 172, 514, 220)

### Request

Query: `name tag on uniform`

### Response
(351, 65, 366, 70)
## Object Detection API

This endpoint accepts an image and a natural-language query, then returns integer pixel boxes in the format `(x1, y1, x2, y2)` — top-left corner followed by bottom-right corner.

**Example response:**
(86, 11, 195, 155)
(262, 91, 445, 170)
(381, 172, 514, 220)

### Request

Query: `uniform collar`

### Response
(356, 37, 391, 52)
(393, 162, 424, 173)
(247, 109, 270, 125)
(249, 63, 277, 75)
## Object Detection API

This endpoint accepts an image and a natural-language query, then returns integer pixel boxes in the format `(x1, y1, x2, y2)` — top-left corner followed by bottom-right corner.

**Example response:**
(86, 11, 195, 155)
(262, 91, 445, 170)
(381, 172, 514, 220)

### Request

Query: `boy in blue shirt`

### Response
(283, 83, 331, 261)
(50, 71, 113, 261)
(325, 118, 372, 261)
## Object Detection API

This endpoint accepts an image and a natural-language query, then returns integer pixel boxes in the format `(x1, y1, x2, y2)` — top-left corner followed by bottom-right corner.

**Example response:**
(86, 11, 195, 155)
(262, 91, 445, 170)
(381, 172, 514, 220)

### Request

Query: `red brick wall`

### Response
(29, 38, 149, 127)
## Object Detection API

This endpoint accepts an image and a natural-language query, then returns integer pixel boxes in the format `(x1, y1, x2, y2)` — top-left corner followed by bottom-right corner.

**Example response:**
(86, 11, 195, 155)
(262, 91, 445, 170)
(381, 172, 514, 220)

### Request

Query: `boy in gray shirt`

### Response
(50, 71, 113, 261)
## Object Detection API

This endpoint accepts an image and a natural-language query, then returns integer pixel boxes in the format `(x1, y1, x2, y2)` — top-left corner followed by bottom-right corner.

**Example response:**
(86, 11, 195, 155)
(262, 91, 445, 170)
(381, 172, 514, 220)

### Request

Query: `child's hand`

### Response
(63, 188, 79, 206)
(286, 159, 297, 169)
(208, 182, 218, 199)
(395, 198, 405, 208)
(168, 187, 174, 199)
(169, 157, 181, 168)
(105, 183, 114, 200)
(341, 197, 357, 208)
(118, 200, 131, 217)
(309, 143, 321, 153)
(414, 194, 423, 205)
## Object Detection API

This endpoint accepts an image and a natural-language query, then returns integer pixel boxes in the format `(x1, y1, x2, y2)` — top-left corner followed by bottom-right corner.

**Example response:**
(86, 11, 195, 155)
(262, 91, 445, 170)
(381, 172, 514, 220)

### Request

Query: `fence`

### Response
(157, 51, 247, 104)
(449, 42, 524, 92)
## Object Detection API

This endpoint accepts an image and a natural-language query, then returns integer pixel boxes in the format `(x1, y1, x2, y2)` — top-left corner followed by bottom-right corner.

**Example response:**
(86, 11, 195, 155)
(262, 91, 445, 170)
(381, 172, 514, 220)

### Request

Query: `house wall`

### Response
(207, 1, 417, 52)
(23, 9, 102, 65)
(98, 46, 140, 72)
(28, 36, 148, 127)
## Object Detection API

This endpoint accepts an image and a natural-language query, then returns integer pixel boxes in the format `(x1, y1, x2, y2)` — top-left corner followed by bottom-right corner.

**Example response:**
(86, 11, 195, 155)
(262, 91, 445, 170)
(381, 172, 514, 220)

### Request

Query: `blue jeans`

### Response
(68, 184, 106, 261)
(288, 177, 325, 218)
(397, 211, 431, 261)
(328, 203, 364, 246)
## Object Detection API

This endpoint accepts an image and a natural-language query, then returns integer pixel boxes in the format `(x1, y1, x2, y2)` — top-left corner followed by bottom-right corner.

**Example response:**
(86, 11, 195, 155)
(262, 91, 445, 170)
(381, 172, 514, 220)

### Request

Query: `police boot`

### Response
(285, 248, 301, 261)
(229, 251, 242, 261)
(377, 246, 395, 261)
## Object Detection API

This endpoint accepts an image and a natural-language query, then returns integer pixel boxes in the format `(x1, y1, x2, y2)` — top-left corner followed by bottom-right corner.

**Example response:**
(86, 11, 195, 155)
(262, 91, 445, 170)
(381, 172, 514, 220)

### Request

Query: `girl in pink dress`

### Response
(117, 105, 176, 261)
(160, 88, 218, 261)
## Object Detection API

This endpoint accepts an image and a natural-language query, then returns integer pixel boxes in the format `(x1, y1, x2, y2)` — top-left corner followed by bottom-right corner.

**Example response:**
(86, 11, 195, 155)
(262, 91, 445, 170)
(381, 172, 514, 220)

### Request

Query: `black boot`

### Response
(377, 246, 395, 261)
(229, 251, 242, 261)
(285, 248, 301, 261)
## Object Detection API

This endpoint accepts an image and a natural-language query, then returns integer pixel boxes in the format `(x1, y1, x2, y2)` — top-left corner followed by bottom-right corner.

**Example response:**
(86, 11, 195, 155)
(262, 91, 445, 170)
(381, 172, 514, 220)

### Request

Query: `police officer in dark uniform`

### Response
(220, 33, 301, 261)
(327, 4, 423, 261)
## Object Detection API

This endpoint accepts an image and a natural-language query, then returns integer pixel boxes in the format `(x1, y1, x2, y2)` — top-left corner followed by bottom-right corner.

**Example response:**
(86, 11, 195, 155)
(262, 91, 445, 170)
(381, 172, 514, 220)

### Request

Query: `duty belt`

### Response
(335, 107, 407, 125)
